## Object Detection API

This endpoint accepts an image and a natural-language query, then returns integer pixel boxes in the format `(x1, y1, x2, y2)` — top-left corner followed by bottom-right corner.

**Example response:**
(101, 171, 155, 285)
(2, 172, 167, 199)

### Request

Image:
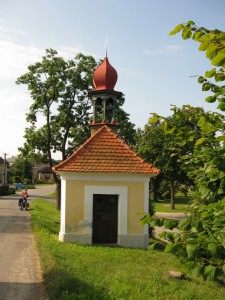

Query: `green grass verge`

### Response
(31, 199, 225, 300)
(154, 194, 192, 213)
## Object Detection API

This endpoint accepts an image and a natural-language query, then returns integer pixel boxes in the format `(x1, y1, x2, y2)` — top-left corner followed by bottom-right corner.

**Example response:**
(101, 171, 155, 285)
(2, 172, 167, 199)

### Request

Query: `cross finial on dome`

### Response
(104, 38, 108, 57)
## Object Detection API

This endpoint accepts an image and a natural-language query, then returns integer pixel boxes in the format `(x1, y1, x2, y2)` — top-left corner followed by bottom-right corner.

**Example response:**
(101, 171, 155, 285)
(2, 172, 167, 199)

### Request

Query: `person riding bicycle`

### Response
(22, 188, 29, 199)
(21, 188, 29, 210)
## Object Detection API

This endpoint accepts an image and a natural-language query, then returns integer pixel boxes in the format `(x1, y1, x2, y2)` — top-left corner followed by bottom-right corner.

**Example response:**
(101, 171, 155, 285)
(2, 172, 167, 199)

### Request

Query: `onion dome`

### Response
(93, 57, 118, 91)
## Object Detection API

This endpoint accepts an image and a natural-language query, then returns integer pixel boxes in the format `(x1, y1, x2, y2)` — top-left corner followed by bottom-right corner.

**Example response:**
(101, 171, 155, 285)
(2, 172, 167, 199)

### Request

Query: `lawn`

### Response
(30, 199, 225, 300)
(153, 194, 192, 213)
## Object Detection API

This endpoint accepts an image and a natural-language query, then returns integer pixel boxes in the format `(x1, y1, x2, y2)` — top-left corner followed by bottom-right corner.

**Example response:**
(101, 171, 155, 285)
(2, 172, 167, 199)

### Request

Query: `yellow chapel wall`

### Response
(65, 179, 145, 235)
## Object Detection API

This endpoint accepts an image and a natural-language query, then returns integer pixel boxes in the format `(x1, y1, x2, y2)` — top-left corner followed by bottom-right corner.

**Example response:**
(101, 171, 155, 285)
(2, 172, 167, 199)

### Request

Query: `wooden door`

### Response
(92, 194, 118, 244)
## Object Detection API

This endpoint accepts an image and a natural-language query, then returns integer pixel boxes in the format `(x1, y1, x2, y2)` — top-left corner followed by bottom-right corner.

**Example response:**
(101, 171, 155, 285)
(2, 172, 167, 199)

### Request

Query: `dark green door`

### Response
(92, 194, 118, 244)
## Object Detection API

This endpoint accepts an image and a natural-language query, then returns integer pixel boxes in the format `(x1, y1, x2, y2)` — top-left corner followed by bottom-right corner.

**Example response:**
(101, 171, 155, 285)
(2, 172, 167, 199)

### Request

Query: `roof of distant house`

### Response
(0, 157, 10, 166)
(53, 125, 160, 175)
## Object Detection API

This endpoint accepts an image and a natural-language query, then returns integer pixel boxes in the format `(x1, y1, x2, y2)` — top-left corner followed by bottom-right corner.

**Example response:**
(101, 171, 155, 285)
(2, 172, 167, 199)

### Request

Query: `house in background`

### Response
(32, 165, 54, 182)
(7, 156, 17, 167)
(53, 55, 160, 249)
(0, 156, 9, 185)
(0, 169, 4, 185)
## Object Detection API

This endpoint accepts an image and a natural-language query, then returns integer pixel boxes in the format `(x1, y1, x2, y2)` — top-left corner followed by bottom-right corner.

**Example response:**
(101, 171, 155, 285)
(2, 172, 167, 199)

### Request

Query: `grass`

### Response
(154, 194, 192, 213)
(30, 199, 225, 300)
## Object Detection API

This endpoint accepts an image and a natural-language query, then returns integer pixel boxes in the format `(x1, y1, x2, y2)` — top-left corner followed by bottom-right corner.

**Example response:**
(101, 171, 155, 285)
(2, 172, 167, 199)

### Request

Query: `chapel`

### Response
(53, 54, 159, 249)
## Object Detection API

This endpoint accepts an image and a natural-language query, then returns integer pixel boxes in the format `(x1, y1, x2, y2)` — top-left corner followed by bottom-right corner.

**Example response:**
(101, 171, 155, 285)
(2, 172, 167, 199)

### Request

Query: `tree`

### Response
(16, 49, 98, 209)
(164, 21, 225, 203)
(17, 49, 136, 209)
(142, 22, 225, 281)
(137, 107, 199, 208)
(137, 124, 167, 202)
(8, 156, 33, 184)
(116, 99, 136, 147)
(169, 20, 225, 109)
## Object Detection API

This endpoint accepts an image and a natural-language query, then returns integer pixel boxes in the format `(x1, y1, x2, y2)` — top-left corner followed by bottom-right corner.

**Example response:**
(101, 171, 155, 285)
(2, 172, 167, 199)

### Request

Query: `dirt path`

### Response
(0, 185, 56, 300)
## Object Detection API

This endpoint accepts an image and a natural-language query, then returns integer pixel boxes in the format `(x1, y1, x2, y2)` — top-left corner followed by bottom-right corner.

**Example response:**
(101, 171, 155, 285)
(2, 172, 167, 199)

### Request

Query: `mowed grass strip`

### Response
(31, 199, 225, 300)
(154, 194, 192, 213)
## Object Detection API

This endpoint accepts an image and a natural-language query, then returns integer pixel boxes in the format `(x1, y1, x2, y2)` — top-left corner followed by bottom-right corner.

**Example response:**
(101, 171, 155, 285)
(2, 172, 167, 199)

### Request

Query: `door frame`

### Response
(84, 185, 128, 239)
(92, 194, 118, 244)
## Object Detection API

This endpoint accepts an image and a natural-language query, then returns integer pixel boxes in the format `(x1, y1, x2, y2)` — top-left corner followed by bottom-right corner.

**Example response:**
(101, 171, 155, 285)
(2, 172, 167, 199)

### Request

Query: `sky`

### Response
(0, 0, 225, 160)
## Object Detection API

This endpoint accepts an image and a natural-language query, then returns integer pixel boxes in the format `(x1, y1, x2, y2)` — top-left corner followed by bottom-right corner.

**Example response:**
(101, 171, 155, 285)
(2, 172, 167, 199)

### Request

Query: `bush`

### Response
(0, 185, 16, 195)
(35, 179, 55, 185)
(8, 187, 16, 194)
(23, 184, 36, 189)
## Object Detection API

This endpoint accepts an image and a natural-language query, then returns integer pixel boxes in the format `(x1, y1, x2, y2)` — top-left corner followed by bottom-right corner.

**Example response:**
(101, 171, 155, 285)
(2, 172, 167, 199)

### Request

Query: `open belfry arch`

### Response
(88, 55, 122, 134)
(53, 53, 160, 249)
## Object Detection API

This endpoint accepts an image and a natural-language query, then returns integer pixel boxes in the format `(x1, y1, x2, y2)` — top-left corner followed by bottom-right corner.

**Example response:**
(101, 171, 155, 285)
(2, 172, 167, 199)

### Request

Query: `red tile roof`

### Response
(53, 125, 160, 175)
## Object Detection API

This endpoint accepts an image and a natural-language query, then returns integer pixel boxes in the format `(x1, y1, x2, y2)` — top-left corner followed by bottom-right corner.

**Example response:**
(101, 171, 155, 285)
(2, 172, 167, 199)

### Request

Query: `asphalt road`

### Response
(0, 185, 56, 300)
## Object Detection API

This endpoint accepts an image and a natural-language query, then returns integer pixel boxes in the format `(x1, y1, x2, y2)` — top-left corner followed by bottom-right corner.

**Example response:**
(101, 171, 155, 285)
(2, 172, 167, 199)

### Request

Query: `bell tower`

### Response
(88, 55, 122, 134)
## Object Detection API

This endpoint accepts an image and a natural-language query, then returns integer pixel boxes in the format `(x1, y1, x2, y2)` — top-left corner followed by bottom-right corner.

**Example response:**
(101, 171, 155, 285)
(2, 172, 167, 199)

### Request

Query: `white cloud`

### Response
(0, 37, 92, 157)
(143, 44, 183, 56)
(0, 39, 98, 82)
(117, 66, 144, 78)
(57, 45, 98, 60)
(0, 40, 44, 80)
(0, 24, 26, 36)
(0, 29, 143, 158)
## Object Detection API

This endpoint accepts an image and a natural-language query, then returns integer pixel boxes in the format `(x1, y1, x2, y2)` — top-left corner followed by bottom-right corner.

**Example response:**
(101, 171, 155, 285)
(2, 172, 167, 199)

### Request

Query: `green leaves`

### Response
(169, 21, 195, 37)
(198, 76, 205, 83)
(179, 218, 192, 231)
(202, 82, 211, 91)
(169, 24, 185, 36)
(142, 196, 225, 281)
(182, 29, 192, 40)
(187, 20, 195, 25)
(149, 114, 160, 124)
(163, 218, 179, 230)
(205, 95, 216, 103)
(212, 52, 225, 67)
(193, 31, 203, 41)
(204, 265, 217, 281)
(16, 49, 99, 165)
(191, 262, 203, 276)
(169, 21, 225, 111)
(205, 68, 216, 78)
(216, 135, 225, 141)
(147, 21, 225, 282)
(188, 262, 219, 281)
(195, 137, 206, 146)
(215, 72, 225, 82)
(186, 243, 200, 259)
(206, 45, 218, 60)
(148, 112, 166, 125)
(217, 102, 225, 111)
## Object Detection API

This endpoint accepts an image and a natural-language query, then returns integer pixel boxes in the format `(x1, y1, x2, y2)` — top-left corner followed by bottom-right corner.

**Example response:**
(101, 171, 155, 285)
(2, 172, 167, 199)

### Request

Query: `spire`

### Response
(88, 52, 122, 135)
(104, 38, 108, 58)
(93, 56, 118, 91)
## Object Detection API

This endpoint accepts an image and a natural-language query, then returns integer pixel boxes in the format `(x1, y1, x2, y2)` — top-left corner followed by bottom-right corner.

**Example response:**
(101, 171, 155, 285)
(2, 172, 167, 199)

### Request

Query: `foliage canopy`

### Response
(143, 21, 225, 281)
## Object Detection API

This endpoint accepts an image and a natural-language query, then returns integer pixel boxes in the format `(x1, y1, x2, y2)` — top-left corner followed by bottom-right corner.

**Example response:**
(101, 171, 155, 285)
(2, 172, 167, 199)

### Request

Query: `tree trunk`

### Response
(170, 180, 175, 210)
(153, 184, 158, 202)
(52, 171, 61, 210)
(56, 180, 61, 210)
(151, 178, 159, 202)
(46, 104, 61, 210)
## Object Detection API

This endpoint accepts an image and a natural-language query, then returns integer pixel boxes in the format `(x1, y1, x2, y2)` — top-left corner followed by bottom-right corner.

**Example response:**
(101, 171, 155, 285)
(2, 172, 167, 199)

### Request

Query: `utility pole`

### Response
(3, 153, 8, 186)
